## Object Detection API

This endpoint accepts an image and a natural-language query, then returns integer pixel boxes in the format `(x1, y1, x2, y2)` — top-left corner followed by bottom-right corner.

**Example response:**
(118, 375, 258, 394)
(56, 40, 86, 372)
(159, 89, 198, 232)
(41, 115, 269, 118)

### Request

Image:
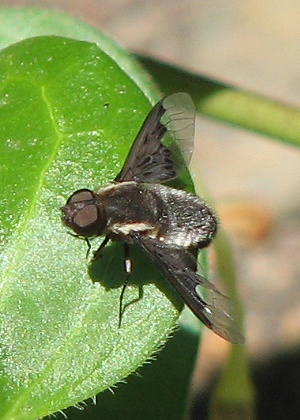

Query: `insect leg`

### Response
(92, 236, 110, 261)
(84, 238, 92, 259)
(66, 232, 92, 259)
(118, 243, 131, 328)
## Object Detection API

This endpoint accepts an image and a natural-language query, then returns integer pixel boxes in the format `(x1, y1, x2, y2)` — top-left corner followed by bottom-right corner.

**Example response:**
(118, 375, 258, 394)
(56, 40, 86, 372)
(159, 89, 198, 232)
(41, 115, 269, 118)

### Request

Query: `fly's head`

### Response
(61, 189, 106, 237)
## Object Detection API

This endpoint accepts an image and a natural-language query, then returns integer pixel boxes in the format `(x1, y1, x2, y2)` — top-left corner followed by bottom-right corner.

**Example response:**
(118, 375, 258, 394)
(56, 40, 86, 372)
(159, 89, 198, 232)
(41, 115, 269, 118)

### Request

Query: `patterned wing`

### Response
(115, 92, 195, 183)
(131, 235, 244, 344)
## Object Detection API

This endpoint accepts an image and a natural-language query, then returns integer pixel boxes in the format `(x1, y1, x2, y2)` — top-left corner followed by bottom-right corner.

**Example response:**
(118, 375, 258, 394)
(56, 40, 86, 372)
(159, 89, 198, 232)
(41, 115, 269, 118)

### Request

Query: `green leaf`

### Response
(209, 232, 255, 420)
(0, 35, 182, 420)
(64, 327, 200, 420)
(0, 7, 158, 100)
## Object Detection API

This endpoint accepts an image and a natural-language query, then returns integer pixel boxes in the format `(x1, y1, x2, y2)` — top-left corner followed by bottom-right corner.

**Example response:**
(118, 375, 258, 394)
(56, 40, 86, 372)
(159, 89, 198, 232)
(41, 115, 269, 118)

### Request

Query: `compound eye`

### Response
(67, 189, 94, 204)
(73, 204, 98, 231)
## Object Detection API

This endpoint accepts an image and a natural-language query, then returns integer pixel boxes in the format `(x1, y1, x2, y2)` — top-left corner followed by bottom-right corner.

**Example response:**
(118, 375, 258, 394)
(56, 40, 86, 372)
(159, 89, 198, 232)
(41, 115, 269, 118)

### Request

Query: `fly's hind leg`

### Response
(118, 243, 131, 328)
(118, 243, 144, 328)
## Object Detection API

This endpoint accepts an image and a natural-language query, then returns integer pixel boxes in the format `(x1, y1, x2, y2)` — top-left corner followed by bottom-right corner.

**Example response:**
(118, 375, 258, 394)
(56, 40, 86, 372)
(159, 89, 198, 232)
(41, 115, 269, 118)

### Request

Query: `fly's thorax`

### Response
(91, 181, 217, 249)
(96, 182, 164, 232)
(61, 188, 107, 237)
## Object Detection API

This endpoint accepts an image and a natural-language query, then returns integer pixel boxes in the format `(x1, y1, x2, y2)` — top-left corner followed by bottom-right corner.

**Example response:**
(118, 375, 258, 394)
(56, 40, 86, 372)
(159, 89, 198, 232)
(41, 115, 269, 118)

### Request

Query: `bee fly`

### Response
(61, 92, 244, 344)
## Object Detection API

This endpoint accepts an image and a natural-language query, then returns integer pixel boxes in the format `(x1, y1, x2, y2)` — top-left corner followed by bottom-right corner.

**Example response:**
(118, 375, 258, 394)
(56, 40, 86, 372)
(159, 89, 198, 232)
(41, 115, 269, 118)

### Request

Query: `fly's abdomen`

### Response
(151, 185, 218, 249)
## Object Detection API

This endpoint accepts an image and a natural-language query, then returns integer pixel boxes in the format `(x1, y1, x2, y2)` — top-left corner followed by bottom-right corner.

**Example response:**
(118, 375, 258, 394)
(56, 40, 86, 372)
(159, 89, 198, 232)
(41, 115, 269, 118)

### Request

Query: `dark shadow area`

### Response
(88, 240, 184, 313)
(191, 346, 300, 420)
(136, 54, 225, 104)
(51, 326, 199, 420)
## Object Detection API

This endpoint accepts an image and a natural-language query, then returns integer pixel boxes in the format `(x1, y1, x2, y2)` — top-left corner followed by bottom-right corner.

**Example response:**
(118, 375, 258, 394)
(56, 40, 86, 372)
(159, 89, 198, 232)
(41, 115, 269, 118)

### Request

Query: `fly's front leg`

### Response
(67, 232, 92, 259)
(84, 238, 92, 259)
(92, 236, 110, 261)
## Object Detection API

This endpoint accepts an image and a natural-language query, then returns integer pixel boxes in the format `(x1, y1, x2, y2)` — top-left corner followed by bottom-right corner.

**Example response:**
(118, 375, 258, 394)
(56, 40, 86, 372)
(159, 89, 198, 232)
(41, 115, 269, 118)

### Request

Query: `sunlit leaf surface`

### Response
(0, 36, 180, 420)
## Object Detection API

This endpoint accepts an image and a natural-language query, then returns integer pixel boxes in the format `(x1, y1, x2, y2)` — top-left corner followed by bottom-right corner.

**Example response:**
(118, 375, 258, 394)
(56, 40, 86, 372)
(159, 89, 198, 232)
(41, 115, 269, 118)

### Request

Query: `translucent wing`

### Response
(161, 92, 195, 166)
(115, 92, 195, 183)
(131, 235, 244, 344)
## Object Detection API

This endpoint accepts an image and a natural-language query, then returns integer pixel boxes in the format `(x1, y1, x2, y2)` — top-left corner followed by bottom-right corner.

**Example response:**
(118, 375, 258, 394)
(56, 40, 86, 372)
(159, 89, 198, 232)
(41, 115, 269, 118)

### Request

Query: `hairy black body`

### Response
(61, 93, 243, 344)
